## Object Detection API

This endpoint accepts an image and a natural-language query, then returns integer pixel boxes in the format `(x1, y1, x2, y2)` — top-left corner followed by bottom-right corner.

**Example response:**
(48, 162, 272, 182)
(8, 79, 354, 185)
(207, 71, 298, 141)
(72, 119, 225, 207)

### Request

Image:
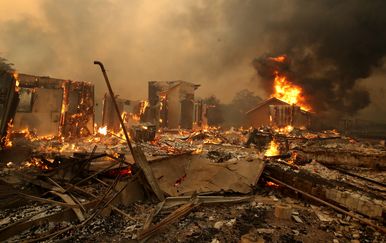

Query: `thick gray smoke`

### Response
(0, 0, 385, 121)
(253, 0, 386, 116)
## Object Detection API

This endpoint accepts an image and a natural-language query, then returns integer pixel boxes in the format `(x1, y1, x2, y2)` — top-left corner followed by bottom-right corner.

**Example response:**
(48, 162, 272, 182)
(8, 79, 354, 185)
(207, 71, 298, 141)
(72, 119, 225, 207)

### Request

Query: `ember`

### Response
(265, 181, 280, 188)
(98, 126, 108, 135)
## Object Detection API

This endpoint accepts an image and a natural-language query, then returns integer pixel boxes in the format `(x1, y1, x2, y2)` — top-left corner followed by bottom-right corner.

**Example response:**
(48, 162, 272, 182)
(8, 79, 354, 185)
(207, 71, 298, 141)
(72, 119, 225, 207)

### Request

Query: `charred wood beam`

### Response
(326, 165, 386, 188)
(264, 174, 386, 235)
(138, 199, 201, 241)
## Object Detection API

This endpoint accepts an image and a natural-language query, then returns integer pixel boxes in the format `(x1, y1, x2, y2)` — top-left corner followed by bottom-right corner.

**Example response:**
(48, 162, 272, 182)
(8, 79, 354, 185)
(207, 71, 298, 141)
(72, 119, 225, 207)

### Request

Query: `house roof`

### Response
(246, 97, 312, 115)
(245, 97, 289, 115)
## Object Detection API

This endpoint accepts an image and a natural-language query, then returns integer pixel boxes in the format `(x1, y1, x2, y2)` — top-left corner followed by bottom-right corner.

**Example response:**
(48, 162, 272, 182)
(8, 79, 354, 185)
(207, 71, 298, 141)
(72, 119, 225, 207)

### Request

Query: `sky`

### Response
(0, 0, 385, 122)
(0, 0, 267, 102)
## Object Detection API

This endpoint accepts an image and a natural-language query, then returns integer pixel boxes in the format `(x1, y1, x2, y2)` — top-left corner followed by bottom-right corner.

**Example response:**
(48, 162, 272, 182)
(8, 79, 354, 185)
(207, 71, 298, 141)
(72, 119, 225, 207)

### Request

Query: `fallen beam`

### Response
(265, 174, 386, 234)
(138, 200, 201, 240)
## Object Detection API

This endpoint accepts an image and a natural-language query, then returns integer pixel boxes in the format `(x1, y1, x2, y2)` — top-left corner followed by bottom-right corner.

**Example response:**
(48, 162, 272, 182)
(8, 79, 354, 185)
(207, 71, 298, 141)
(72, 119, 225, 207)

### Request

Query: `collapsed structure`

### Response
(0, 65, 385, 242)
(101, 94, 146, 132)
(13, 74, 94, 138)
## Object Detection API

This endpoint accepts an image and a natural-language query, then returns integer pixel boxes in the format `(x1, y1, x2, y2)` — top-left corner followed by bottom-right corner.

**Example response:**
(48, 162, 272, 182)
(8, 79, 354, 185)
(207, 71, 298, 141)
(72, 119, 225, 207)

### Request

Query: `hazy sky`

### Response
(1, 0, 385, 122)
(0, 0, 268, 102)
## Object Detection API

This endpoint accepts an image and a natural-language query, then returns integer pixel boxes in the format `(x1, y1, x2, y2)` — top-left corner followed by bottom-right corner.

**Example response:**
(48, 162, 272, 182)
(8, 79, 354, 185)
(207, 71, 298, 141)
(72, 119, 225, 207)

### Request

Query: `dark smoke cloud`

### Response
(253, 0, 386, 116)
(0, 0, 385, 121)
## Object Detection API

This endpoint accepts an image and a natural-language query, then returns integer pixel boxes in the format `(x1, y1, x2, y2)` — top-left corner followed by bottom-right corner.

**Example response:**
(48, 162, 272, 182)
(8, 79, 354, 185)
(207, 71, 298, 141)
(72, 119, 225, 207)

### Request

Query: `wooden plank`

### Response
(50, 191, 85, 222)
(132, 146, 165, 201)
(138, 200, 200, 240)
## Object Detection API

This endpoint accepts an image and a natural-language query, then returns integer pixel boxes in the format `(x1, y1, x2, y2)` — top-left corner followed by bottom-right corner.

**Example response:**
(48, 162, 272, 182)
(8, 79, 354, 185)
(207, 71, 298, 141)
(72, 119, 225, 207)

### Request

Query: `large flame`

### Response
(264, 140, 280, 157)
(269, 55, 311, 111)
(272, 71, 311, 111)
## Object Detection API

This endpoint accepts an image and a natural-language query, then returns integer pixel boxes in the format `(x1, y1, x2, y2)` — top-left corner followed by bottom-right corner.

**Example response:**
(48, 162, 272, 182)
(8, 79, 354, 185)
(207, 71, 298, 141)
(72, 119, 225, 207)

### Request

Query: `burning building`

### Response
(246, 97, 311, 129)
(146, 80, 205, 130)
(12, 73, 94, 138)
(248, 55, 312, 129)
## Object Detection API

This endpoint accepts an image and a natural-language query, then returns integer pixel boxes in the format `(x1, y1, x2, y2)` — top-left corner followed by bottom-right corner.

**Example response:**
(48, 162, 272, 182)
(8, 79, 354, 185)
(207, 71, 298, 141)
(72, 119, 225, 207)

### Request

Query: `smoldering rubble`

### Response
(0, 67, 385, 242)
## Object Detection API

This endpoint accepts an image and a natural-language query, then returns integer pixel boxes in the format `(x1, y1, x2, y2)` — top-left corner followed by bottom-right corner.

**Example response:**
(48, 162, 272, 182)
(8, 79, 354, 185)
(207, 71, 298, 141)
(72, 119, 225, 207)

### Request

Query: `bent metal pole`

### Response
(94, 61, 165, 201)
(93, 61, 134, 156)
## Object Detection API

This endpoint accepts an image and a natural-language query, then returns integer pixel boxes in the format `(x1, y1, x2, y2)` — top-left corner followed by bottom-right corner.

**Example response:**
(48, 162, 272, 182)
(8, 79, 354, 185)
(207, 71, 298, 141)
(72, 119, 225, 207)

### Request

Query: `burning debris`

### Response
(0, 62, 385, 242)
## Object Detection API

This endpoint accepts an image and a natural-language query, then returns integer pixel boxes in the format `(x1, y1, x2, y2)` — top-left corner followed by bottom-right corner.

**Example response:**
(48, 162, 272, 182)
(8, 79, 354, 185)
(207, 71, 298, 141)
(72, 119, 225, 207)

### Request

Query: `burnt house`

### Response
(147, 80, 202, 129)
(13, 74, 94, 137)
(246, 97, 311, 128)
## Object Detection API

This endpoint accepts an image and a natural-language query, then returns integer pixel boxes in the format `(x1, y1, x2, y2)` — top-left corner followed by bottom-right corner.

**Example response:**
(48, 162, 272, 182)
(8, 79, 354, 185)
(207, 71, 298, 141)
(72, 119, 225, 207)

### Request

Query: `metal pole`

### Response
(94, 61, 165, 201)
(93, 61, 134, 155)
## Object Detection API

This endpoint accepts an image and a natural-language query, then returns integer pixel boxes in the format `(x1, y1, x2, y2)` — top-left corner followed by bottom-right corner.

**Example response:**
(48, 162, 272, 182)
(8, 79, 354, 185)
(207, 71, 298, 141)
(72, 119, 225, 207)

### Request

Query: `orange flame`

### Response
(272, 71, 311, 111)
(13, 72, 20, 92)
(269, 55, 286, 62)
(264, 140, 280, 157)
(140, 100, 149, 115)
(266, 181, 280, 188)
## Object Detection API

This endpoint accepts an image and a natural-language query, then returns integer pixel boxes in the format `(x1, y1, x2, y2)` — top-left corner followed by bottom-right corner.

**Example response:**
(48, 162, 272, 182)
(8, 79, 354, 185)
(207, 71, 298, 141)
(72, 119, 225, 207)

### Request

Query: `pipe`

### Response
(93, 61, 135, 156)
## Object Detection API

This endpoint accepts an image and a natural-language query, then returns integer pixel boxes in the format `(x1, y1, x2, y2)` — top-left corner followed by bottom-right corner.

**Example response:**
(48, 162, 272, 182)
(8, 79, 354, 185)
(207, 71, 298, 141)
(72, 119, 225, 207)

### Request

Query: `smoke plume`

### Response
(252, 0, 386, 116)
(0, 0, 385, 120)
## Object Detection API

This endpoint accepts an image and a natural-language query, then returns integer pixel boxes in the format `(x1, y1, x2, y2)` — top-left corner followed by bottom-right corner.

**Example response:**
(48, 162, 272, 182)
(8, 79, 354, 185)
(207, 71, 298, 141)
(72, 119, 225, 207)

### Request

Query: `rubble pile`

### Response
(0, 125, 385, 242)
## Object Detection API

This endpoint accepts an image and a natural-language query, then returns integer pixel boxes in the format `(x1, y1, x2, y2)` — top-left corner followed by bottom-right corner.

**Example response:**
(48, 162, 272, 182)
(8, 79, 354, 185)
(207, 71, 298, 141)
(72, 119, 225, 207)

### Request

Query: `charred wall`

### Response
(13, 74, 94, 138)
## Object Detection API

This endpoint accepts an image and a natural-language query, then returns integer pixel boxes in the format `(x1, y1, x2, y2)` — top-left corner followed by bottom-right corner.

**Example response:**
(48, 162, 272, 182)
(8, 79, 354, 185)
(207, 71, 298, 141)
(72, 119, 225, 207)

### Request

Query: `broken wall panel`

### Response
(101, 93, 145, 132)
(61, 81, 94, 137)
(0, 71, 19, 148)
(14, 88, 63, 136)
(102, 94, 123, 132)
(150, 154, 265, 196)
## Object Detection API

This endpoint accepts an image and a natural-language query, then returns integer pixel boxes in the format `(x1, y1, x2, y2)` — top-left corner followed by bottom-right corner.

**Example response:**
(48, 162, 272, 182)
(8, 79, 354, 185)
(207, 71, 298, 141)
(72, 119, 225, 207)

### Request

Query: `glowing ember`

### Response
(266, 181, 280, 188)
(265, 140, 280, 157)
(275, 125, 294, 134)
(174, 174, 187, 187)
(98, 126, 107, 135)
(130, 113, 140, 122)
(287, 151, 298, 164)
(192, 145, 203, 154)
